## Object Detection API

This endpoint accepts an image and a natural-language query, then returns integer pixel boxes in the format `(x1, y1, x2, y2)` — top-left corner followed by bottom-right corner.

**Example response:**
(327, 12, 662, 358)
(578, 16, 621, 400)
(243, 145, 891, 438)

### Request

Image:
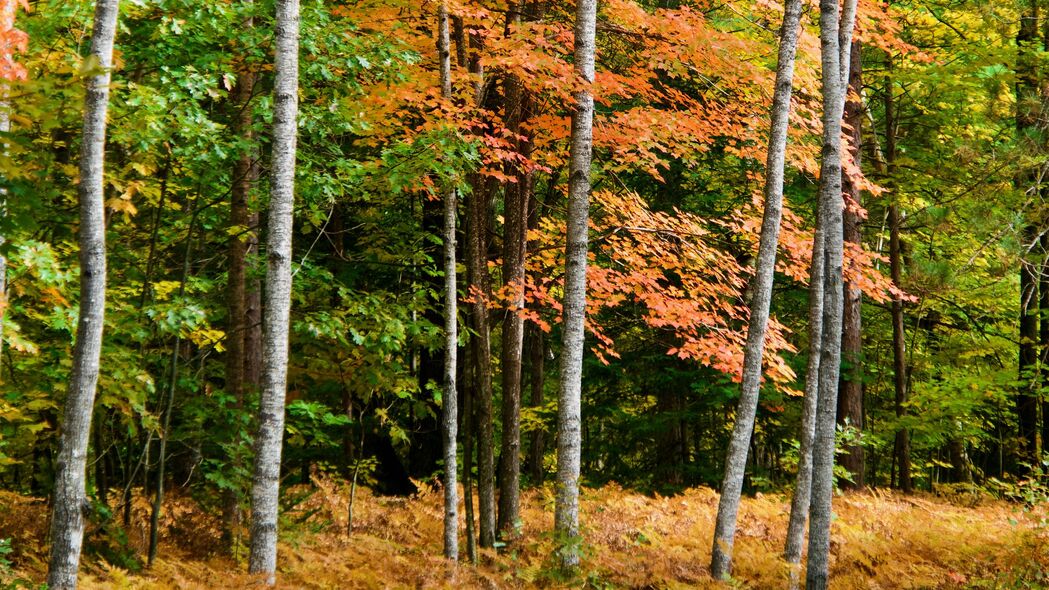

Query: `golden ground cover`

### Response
(0, 480, 1045, 589)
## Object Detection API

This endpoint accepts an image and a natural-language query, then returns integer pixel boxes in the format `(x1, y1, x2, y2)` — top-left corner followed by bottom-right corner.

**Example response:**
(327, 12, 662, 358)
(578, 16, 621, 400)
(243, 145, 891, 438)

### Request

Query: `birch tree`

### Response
(783, 2, 857, 581)
(554, 0, 596, 570)
(248, 0, 299, 582)
(709, 0, 804, 579)
(436, 0, 460, 561)
(46, 1, 120, 588)
(804, 0, 858, 587)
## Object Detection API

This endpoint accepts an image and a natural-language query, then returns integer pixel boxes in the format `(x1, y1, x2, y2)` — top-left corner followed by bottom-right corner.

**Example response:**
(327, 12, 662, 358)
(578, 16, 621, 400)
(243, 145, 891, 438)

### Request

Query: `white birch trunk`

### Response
(248, 0, 299, 583)
(437, 0, 460, 562)
(46, 2, 120, 588)
(554, 0, 596, 570)
(804, 1, 858, 588)
(709, 0, 804, 578)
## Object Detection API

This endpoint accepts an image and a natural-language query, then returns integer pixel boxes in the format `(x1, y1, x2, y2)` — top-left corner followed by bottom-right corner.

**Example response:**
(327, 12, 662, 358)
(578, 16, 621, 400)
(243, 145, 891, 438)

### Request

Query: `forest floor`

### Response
(0, 478, 1047, 589)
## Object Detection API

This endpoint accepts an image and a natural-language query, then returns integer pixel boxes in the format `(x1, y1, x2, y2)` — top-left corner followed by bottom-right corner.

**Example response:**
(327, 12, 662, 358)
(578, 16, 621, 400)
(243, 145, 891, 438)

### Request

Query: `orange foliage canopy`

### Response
(340, 0, 910, 387)
(0, 0, 27, 81)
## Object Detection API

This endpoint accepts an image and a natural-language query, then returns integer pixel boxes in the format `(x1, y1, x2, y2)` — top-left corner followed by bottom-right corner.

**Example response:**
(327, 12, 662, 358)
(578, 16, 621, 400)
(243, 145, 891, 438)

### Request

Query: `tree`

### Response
(554, 0, 596, 570)
(248, 0, 299, 582)
(884, 53, 911, 493)
(1015, 0, 1042, 469)
(46, 1, 121, 588)
(804, 0, 858, 587)
(838, 40, 865, 489)
(709, 0, 804, 579)
(497, 29, 532, 541)
(436, 0, 459, 562)
(223, 0, 263, 542)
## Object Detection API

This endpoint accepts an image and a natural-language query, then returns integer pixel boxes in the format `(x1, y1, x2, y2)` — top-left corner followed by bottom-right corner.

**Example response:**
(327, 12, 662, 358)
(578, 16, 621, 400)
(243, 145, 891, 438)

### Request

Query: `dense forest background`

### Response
(0, 0, 1048, 587)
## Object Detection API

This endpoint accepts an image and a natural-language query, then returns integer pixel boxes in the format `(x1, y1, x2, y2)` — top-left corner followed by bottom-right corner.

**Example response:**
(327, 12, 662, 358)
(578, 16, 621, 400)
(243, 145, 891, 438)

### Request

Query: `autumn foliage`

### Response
(0, 481, 1046, 588)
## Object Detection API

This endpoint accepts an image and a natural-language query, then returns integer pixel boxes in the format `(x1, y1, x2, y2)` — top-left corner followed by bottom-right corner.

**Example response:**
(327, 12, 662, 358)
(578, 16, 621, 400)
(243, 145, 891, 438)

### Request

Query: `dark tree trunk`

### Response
(838, 41, 865, 490)
(1018, 226, 1040, 464)
(525, 323, 545, 484)
(223, 3, 261, 544)
(1015, 0, 1042, 473)
(466, 176, 496, 548)
(884, 53, 912, 494)
(1041, 233, 1049, 457)
(497, 69, 532, 542)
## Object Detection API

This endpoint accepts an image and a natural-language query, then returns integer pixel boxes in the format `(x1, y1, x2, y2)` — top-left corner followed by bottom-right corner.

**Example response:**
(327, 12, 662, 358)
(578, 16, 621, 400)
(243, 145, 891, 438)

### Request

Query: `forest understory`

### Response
(1, 481, 1046, 589)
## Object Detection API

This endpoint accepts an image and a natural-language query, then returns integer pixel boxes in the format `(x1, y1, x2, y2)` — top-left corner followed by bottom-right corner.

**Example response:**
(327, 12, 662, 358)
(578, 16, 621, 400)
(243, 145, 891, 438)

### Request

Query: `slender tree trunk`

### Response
(804, 1, 857, 588)
(783, 168, 827, 583)
(148, 199, 197, 567)
(838, 41, 865, 490)
(1015, 0, 1042, 474)
(466, 178, 496, 548)
(709, 0, 803, 578)
(885, 56, 912, 493)
(0, 90, 8, 380)
(223, 0, 260, 545)
(463, 344, 478, 563)
(436, 0, 460, 561)
(46, 2, 120, 588)
(526, 323, 545, 483)
(248, 0, 299, 582)
(1018, 226, 1040, 463)
(1041, 232, 1049, 457)
(461, 25, 496, 547)
(554, 0, 596, 570)
(498, 73, 532, 543)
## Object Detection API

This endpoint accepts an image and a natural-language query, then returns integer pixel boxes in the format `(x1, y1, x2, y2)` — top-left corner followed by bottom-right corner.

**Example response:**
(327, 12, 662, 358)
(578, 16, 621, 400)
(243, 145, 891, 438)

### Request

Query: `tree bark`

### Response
(47, 2, 120, 588)
(497, 69, 532, 544)
(805, 1, 857, 588)
(709, 0, 804, 579)
(526, 323, 545, 483)
(1041, 232, 1049, 458)
(223, 0, 261, 545)
(248, 0, 299, 583)
(466, 178, 496, 548)
(885, 55, 912, 494)
(1016, 1, 1042, 468)
(148, 200, 197, 567)
(1018, 226, 1040, 463)
(436, 0, 460, 561)
(554, 0, 596, 570)
(838, 41, 865, 490)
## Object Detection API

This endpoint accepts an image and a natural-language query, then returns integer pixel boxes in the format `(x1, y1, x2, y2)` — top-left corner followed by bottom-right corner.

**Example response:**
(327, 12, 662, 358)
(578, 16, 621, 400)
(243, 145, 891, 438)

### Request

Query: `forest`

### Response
(0, 0, 1048, 587)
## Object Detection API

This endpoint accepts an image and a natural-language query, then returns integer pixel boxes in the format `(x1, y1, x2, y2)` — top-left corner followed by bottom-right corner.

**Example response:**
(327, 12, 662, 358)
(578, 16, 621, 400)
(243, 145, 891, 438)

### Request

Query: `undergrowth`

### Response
(0, 479, 1045, 589)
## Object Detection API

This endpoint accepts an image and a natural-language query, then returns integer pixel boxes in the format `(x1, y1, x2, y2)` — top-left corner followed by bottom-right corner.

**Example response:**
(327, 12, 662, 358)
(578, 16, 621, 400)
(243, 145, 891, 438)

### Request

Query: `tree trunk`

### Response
(223, 0, 260, 545)
(1018, 226, 1040, 464)
(0, 88, 8, 382)
(805, 1, 857, 588)
(885, 55, 912, 494)
(248, 0, 299, 583)
(838, 41, 865, 490)
(148, 198, 197, 567)
(709, 0, 804, 579)
(526, 323, 545, 483)
(554, 0, 596, 570)
(783, 161, 827, 581)
(497, 73, 532, 543)
(1041, 232, 1049, 457)
(47, 2, 120, 588)
(436, 0, 460, 561)
(463, 342, 478, 563)
(1015, 0, 1042, 474)
(466, 177, 496, 548)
